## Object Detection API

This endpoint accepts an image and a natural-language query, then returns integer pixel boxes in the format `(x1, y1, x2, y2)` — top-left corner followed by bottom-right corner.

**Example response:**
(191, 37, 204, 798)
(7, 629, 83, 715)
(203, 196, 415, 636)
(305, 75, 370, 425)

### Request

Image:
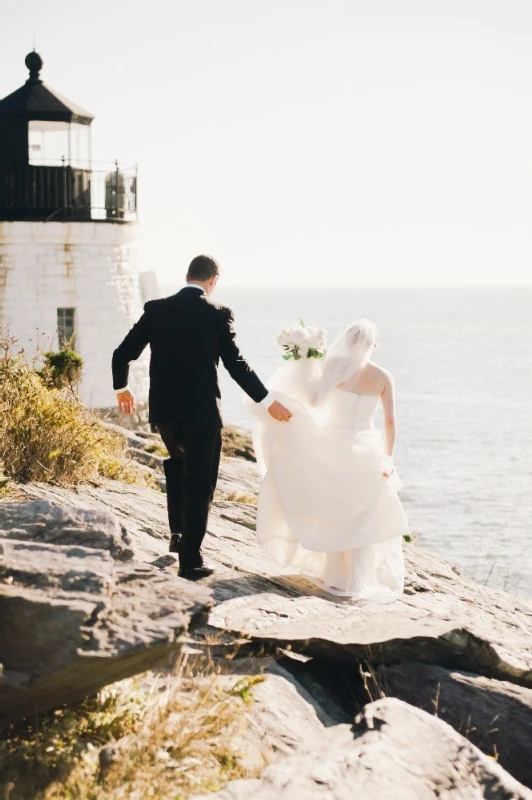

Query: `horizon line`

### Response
(159, 283, 532, 291)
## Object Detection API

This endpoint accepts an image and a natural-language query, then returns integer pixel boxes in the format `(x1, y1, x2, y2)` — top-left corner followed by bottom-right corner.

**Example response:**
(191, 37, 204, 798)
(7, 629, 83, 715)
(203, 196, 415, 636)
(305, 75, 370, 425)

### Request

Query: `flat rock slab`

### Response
(204, 697, 532, 800)
(0, 502, 212, 727)
(0, 499, 134, 560)
(378, 661, 532, 788)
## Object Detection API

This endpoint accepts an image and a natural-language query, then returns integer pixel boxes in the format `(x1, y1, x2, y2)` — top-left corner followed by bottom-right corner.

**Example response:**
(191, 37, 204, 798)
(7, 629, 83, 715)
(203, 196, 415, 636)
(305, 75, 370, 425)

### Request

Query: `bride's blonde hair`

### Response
(312, 318, 377, 406)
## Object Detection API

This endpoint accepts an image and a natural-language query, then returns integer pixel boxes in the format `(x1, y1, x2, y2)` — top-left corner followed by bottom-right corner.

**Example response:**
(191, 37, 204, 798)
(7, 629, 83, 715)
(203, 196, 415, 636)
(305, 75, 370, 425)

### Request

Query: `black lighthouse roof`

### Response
(0, 51, 94, 125)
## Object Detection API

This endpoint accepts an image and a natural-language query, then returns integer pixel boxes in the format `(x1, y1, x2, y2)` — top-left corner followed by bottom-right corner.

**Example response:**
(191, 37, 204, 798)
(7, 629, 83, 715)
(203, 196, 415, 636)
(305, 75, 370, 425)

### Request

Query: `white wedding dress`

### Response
(247, 360, 408, 602)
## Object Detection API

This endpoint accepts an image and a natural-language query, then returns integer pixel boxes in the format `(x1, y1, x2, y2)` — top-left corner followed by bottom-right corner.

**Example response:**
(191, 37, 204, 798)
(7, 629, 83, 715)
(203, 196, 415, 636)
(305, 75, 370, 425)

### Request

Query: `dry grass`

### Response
(0, 659, 269, 800)
(0, 462, 13, 499)
(358, 664, 386, 705)
(221, 427, 255, 462)
(142, 441, 169, 457)
(0, 334, 145, 487)
(224, 491, 258, 506)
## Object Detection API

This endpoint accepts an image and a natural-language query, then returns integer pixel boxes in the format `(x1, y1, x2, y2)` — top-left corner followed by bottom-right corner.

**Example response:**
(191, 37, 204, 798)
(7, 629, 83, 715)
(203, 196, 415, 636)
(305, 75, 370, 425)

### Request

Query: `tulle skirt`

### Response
(247, 374, 407, 602)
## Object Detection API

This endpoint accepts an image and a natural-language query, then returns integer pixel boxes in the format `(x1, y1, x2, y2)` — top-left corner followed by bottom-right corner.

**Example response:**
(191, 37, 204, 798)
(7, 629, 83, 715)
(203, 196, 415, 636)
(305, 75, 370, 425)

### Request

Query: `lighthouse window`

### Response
(57, 308, 76, 349)
(70, 123, 91, 167)
(28, 121, 69, 166)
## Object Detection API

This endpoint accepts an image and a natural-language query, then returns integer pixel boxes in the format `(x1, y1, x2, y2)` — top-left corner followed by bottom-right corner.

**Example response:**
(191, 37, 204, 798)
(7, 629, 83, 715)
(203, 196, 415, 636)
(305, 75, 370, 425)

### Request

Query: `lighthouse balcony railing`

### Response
(0, 160, 138, 222)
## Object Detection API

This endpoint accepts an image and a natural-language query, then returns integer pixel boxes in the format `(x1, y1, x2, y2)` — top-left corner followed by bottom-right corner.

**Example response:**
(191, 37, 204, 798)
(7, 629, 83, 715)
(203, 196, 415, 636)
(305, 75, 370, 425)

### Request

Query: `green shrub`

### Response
(38, 349, 84, 391)
(0, 334, 144, 486)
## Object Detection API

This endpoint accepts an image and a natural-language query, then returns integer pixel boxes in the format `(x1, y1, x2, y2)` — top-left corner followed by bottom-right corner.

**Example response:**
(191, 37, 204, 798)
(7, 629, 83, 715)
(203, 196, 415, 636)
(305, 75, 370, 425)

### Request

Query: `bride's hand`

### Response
(382, 455, 394, 478)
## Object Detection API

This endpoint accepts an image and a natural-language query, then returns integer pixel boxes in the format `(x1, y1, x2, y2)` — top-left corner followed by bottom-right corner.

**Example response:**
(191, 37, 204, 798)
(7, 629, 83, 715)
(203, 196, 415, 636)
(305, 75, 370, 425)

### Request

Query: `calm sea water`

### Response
(167, 286, 532, 598)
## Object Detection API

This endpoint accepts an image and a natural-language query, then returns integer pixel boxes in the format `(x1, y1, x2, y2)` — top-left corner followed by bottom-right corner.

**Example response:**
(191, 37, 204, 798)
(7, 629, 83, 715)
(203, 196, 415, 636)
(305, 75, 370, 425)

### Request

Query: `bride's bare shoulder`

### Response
(366, 362, 393, 391)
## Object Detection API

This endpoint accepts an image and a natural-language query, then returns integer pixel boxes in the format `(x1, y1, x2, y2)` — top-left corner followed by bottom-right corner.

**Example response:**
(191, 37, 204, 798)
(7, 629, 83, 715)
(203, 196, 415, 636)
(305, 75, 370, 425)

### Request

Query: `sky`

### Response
(2, 0, 532, 287)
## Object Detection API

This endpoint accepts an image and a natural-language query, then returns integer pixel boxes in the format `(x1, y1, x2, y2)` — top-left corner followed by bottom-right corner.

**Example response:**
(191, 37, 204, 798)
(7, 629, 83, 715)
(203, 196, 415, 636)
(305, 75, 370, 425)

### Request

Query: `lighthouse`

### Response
(0, 51, 153, 408)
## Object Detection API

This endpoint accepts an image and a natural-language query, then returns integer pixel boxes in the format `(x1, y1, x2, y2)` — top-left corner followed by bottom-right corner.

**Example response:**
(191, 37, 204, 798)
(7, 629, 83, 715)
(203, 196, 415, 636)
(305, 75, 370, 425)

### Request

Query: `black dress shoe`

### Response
(169, 534, 182, 553)
(178, 561, 216, 580)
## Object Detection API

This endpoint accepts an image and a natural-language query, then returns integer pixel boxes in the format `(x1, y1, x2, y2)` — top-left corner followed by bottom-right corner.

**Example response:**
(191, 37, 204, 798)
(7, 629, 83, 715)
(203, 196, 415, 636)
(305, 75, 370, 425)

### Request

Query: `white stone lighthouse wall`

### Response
(0, 221, 150, 408)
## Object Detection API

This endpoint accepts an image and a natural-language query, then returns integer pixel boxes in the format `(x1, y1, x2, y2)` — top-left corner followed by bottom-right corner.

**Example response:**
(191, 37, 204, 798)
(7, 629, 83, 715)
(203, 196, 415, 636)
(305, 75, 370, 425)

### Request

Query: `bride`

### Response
(247, 319, 408, 602)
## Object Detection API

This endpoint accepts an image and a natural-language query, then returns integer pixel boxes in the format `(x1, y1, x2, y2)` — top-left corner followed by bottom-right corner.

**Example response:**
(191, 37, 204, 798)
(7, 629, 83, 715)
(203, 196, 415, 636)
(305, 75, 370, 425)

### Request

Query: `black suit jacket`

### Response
(112, 288, 268, 426)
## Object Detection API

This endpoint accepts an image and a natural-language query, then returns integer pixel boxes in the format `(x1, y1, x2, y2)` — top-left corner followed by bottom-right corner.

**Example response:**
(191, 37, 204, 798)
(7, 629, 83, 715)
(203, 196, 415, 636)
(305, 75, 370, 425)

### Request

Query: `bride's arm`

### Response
(381, 372, 396, 458)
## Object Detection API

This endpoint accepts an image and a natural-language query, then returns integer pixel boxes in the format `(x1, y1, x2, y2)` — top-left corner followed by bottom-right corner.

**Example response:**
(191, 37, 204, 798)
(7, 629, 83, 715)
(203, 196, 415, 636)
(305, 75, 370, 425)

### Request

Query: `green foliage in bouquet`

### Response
(282, 348, 302, 361)
(306, 348, 325, 359)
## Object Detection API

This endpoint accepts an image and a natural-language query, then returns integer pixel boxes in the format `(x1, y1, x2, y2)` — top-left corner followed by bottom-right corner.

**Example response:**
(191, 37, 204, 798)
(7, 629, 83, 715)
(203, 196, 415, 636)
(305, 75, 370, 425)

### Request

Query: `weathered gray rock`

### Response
(230, 670, 329, 758)
(0, 499, 134, 561)
(15, 458, 532, 794)
(20, 477, 532, 692)
(267, 659, 351, 727)
(378, 661, 532, 788)
(211, 655, 350, 728)
(0, 504, 212, 727)
(203, 697, 532, 800)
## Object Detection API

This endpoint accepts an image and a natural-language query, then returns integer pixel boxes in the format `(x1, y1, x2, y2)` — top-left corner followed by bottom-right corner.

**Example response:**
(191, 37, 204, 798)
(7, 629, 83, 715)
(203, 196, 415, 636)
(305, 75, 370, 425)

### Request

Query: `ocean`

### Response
(166, 285, 532, 598)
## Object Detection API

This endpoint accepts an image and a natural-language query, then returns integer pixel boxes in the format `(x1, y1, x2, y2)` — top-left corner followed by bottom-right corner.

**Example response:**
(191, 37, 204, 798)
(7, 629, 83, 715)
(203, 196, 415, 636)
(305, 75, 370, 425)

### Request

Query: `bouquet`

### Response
(275, 320, 327, 361)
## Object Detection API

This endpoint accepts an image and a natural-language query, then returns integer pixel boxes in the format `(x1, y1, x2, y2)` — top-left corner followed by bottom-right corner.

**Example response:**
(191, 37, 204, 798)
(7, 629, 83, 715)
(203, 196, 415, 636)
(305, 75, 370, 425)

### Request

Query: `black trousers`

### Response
(157, 422, 222, 569)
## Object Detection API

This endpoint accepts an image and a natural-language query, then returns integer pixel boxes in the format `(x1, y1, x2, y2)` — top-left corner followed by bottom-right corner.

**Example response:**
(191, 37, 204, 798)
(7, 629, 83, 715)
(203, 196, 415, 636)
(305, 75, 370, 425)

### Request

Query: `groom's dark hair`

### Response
(187, 255, 220, 282)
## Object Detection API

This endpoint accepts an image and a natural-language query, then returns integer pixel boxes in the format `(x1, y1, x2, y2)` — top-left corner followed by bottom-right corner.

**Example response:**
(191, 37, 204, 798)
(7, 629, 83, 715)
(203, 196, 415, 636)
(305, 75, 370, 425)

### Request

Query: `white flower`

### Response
(275, 328, 291, 347)
(306, 327, 322, 349)
(290, 326, 309, 346)
(306, 326, 327, 351)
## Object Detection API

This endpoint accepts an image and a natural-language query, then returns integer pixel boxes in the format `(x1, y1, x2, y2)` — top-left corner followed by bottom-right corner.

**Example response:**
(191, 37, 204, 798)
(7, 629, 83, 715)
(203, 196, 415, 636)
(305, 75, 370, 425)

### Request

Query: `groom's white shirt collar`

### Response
(182, 284, 205, 294)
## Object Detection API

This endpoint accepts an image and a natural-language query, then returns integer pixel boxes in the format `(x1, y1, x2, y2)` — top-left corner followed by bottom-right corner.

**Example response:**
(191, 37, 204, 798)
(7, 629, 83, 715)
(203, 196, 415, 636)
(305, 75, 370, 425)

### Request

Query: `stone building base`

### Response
(0, 220, 150, 408)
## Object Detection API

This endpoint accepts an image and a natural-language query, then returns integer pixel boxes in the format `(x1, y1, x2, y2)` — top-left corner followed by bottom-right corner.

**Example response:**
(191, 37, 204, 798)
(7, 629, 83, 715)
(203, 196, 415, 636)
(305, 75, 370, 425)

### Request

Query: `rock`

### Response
(203, 697, 532, 800)
(0, 499, 134, 561)
(377, 661, 532, 788)
(212, 655, 349, 728)
(216, 458, 261, 499)
(0, 506, 212, 727)
(98, 418, 152, 449)
(13, 460, 532, 793)
(18, 477, 532, 692)
(268, 658, 353, 728)
(21, 481, 172, 555)
(6, 448, 532, 797)
(129, 446, 165, 470)
(221, 427, 256, 462)
(173, 660, 344, 778)
(230, 670, 328, 758)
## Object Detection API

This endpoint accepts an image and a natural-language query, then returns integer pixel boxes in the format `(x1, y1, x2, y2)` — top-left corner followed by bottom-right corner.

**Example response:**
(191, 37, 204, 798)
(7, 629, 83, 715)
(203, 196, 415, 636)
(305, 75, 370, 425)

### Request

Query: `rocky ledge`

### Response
(0, 500, 212, 728)
(2, 427, 532, 798)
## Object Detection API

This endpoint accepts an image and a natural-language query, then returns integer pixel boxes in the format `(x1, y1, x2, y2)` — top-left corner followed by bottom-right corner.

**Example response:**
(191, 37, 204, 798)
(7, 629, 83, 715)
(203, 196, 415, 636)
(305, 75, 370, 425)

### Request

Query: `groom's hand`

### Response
(117, 389, 136, 416)
(268, 400, 293, 422)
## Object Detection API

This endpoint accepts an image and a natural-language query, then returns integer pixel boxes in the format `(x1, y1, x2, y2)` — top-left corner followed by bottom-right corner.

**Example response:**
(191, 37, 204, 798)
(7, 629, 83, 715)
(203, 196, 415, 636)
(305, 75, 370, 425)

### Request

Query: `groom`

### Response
(112, 255, 292, 580)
